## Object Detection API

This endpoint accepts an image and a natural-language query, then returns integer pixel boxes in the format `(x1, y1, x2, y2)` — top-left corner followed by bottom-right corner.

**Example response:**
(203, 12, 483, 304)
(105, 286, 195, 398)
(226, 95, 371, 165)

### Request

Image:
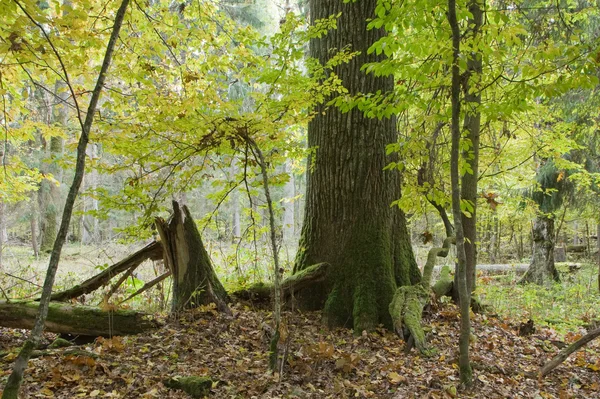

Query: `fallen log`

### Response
(0, 300, 159, 336)
(539, 326, 600, 377)
(231, 263, 330, 302)
(48, 241, 163, 302)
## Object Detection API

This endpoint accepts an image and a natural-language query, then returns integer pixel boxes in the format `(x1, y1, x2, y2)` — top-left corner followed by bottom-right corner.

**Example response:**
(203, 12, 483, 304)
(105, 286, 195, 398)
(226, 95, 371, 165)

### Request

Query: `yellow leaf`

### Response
(40, 388, 55, 397)
(90, 389, 100, 397)
(388, 372, 406, 384)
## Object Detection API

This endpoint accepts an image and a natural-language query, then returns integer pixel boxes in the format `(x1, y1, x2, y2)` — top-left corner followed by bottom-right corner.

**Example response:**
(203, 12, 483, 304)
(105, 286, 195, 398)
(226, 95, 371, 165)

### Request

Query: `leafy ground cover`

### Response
(477, 263, 600, 336)
(1, 299, 599, 398)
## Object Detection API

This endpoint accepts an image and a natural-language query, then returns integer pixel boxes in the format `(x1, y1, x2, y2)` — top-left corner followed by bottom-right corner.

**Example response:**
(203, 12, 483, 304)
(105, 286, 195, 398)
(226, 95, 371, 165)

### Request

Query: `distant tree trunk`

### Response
(30, 195, 39, 258)
(39, 136, 63, 253)
(597, 223, 599, 292)
(283, 160, 295, 243)
(156, 201, 230, 314)
(231, 158, 241, 241)
(293, 0, 418, 332)
(520, 215, 560, 284)
(82, 144, 99, 244)
(0, 201, 4, 271)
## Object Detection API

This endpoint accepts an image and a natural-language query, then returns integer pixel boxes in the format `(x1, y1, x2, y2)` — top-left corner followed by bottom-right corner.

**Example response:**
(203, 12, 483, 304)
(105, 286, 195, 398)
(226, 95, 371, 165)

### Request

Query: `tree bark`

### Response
(458, 0, 483, 295)
(156, 201, 230, 314)
(597, 223, 600, 292)
(520, 215, 560, 284)
(448, 0, 473, 386)
(30, 194, 40, 258)
(2, 1, 131, 397)
(293, 0, 415, 332)
(0, 201, 4, 271)
(38, 137, 63, 253)
(0, 300, 158, 336)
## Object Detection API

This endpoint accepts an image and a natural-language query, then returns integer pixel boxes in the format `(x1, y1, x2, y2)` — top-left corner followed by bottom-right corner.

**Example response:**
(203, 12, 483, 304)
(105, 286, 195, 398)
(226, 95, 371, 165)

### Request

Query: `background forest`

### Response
(1, 0, 600, 397)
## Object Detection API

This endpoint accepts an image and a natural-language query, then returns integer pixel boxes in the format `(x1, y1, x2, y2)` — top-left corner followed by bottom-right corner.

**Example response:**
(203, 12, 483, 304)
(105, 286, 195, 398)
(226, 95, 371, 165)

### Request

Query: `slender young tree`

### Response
(448, 0, 473, 387)
(2, 0, 130, 396)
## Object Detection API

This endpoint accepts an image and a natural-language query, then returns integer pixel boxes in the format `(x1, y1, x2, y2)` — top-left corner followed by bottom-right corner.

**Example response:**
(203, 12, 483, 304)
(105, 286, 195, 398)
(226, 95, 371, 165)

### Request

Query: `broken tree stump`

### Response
(0, 301, 159, 336)
(156, 201, 230, 314)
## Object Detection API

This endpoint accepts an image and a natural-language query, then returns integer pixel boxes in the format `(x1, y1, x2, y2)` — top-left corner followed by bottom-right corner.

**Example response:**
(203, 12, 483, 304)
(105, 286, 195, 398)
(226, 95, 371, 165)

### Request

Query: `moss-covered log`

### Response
(49, 241, 163, 302)
(232, 263, 330, 303)
(0, 301, 159, 336)
(389, 236, 455, 355)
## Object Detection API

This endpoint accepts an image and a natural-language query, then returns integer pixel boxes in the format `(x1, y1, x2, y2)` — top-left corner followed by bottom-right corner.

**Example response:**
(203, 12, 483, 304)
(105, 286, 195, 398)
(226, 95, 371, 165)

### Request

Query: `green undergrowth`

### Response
(477, 262, 600, 336)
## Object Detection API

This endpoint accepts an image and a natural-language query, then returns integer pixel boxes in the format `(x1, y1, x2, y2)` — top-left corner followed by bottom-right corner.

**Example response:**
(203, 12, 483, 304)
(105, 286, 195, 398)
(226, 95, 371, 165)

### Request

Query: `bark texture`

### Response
(0, 300, 158, 336)
(448, 0, 473, 385)
(520, 215, 560, 284)
(293, 0, 417, 332)
(156, 201, 229, 313)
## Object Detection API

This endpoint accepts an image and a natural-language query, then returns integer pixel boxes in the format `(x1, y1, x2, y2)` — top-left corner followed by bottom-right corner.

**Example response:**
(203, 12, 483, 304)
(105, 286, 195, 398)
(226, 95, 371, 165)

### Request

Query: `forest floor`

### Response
(1, 299, 599, 399)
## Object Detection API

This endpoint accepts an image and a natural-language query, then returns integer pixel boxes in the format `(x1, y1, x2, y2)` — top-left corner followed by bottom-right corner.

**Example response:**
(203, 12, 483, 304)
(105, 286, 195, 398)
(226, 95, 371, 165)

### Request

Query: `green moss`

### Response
(323, 222, 395, 333)
(48, 338, 72, 349)
(388, 285, 433, 356)
(433, 265, 453, 297)
(164, 376, 212, 398)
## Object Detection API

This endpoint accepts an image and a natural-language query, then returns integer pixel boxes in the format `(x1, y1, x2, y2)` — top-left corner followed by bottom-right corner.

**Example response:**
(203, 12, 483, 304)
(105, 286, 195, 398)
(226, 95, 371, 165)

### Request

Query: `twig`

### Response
(3, 272, 42, 288)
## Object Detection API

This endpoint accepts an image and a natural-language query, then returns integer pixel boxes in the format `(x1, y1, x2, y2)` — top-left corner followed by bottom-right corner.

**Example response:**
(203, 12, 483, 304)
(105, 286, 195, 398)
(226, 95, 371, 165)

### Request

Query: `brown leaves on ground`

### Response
(1, 301, 599, 398)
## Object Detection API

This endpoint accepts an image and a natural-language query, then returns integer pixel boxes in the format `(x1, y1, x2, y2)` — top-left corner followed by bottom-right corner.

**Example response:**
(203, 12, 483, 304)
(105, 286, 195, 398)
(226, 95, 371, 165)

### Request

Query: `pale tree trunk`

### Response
(0, 201, 4, 271)
(30, 195, 39, 258)
(597, 223, 599, 292)
(2, 1, 130, 397)
(282, 160, 295, 243)
(520, 215, 560, 284)
(82, 144, 99, 244)
(231, 157, 241, 241)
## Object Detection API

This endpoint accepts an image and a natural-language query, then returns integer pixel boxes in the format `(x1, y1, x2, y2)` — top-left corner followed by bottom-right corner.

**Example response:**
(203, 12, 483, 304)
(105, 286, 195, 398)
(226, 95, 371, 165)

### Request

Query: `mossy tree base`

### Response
(389, 236, 454, 356)
(520, 215, 560, 285)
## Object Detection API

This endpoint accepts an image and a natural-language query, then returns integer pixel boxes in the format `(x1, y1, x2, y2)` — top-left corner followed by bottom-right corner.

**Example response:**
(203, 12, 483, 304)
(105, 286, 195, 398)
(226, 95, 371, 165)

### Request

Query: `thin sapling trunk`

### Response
(2, 1, 130, 397)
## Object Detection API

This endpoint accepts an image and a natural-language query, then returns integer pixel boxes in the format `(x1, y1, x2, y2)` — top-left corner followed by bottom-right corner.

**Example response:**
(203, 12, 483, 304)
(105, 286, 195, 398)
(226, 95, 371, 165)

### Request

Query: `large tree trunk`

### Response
(520, 215, 560, 284)
(0, 301, 158, 336)
(292, 0, 416, 332)
(156, 201, 230, 314)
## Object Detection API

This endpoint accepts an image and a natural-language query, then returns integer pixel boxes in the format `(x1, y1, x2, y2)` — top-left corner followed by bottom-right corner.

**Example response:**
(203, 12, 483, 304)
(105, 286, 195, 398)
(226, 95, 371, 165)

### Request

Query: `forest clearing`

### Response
(2, 0, 600, 397)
